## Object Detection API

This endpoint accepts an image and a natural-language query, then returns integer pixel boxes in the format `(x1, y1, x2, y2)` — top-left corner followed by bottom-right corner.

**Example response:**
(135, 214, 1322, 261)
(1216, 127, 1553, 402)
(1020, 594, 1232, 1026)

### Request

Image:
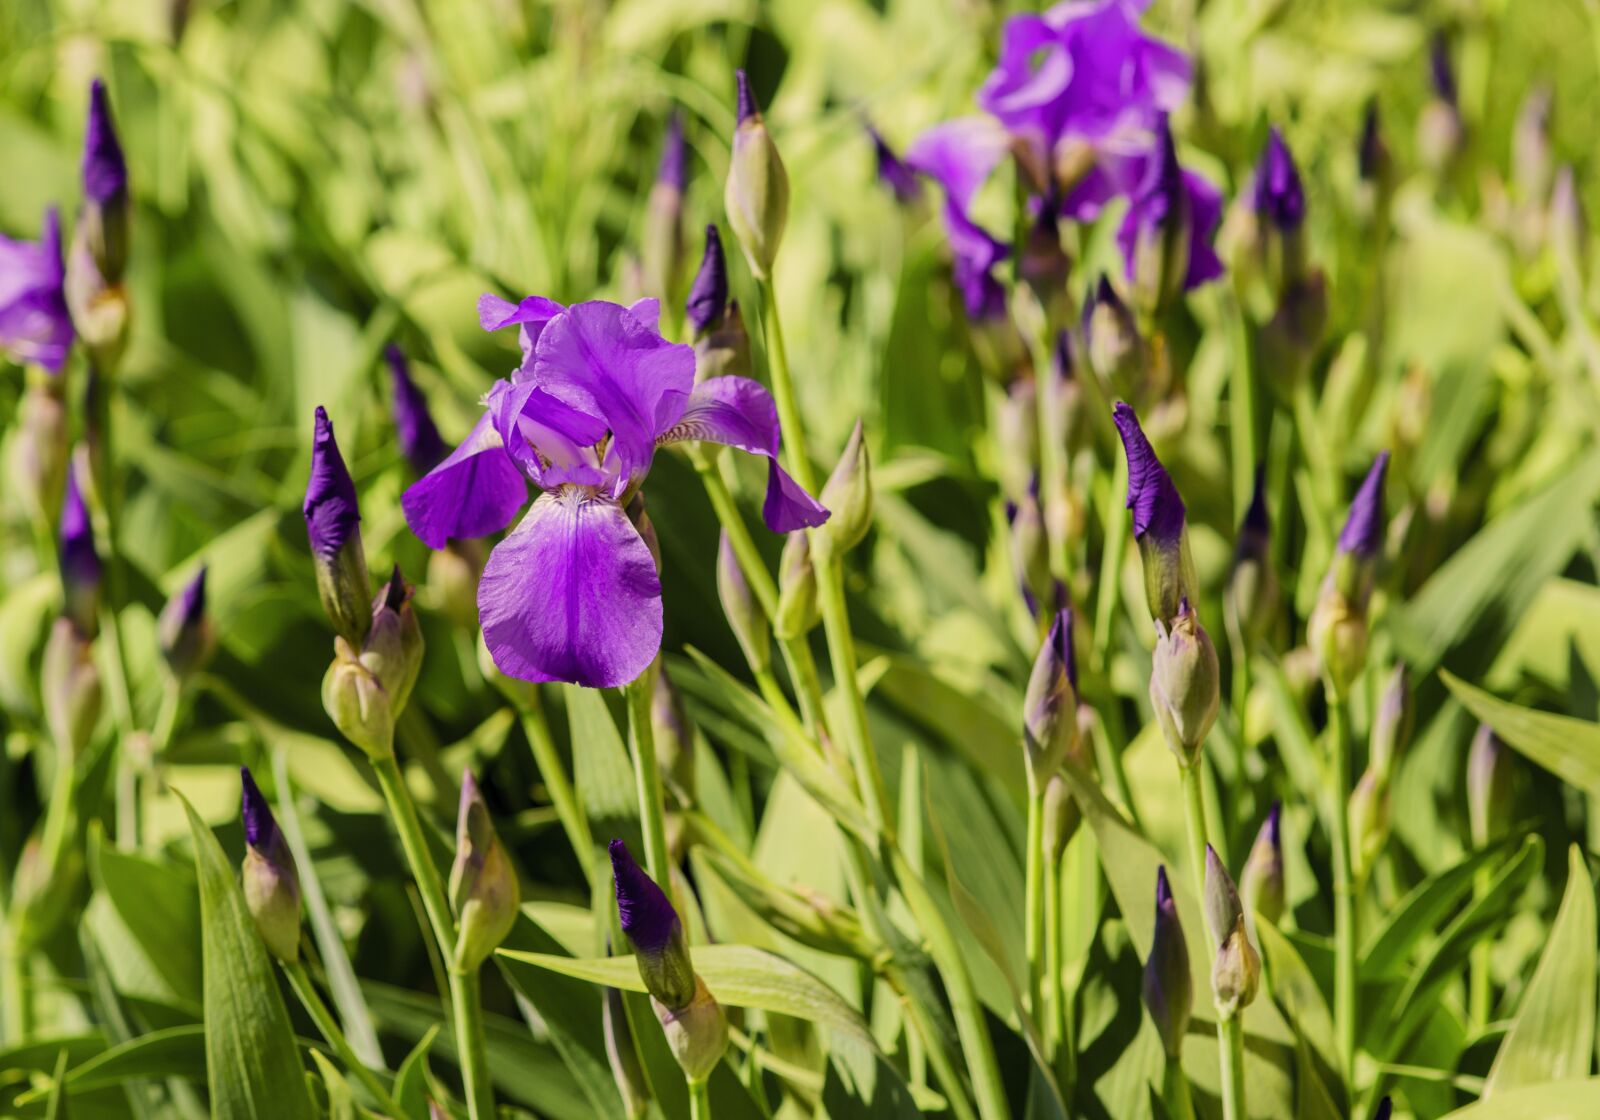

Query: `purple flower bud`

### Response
(1114, 402, 1196, 624)
(1023, 608, 1078, 788)
(41, 616, 101, 757)
(363, 565, 424, 714)
(1143, 866, 1192, 1059)
(83, 79, 128, 207)
(387, 345, 448, 473)
(735, 70, 758, 126)
(717, 529, 770, 674)
(1358, 100, 1388, 185)
(1118, 116, 1224, 315)
(241, 766, 302, 962)
(304, 407, 370, 645)
(657, 109, 688, 194)
(867, 124, 919, 203)
(685, 225, 729, 337)
(1429, 32, 1457, 105)
(1250, 128, 1305, 233)
(1239, 801, 1285, 930)
(1083, 274, 1142, 390)
(610, 839, 696, 1010)
(1337, 451, 1389, 558)
(1468, 725, 1514, 848)
(726, 71, 788, 279)
(160, 565, 214, 677)
(59, 457, 101, 635)
(1202, 843, 1242, 946)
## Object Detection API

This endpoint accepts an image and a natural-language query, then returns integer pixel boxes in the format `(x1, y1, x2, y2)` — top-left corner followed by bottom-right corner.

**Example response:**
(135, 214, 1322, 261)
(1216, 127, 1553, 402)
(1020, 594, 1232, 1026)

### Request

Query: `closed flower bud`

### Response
(1418, 36, 1464, 176)
(643, 111, 689, 306)
(1007, 489, 1051, 619)
(813, 419, 872, 561)
(1239, 802, 1285, 932)
(994, 378, 1039, 504)
(1128, 120, 1193, 319)
(78, 79, 130, 285)
(1211, 914, 1261, 1019)
(1307, 590, 1368, 700)
(1023, 609, 1078, 790)
(1348, 767, 1390, 884)
(1467, 725, 1514, 848)
(656, 975, 729, 1082)
(240, 767, 302, 963)
(1226, 466, 1277, 647)
(603, 979, 650, 1119)
(58, 460, 101, 637)
(41, 616, 102, 756)
(449, 770, 521, 970)
(1550, 166, 1586, 275)
(1143, 867, 1192, 1060)
(611, 839, 696, 1010)
(1249, 128, 1307, 288)
(1019, 204, 1071, 311)
(1150, 599, 1220, 767)
(694, 296, 752, 382)
(1369, 663, 1411, 778)
(1512, 85, 1554, 206)
(1312, 452, 1388, 694)
(304, 407, 371, 647)
(651, 668, 697, 807)
(11, 380, 68, 529)
(1203, 844, 1243, 948)
(1258, 272, 1328, 394)
(427, 539, 486, 630)
(1083, 276, 1143, 399)
(159, 566, 214, 678)
(322, 636, 393, 759)
(686, 225, 729, 340)
(717, 530, 770, 673)
(773, 530, 820, 639)
(361, 566, 424, 716)
(64, 228, 129, 375)
(387, 345, 448, 473)
(724, 71, 789, 280)
(1113, 402, 1195, 625)
(1358, 100, 1391, 189)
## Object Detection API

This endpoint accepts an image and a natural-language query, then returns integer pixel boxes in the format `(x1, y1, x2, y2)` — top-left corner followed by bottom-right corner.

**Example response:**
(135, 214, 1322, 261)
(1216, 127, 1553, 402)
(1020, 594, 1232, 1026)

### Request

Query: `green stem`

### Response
(1470, 866, 1492, 1029)
(1045, 839, 1072, 1093)
(450, 967, 495, 1120)
(1024, 789, 1046, 1026)
(1219, 1015, 1246, 1120)
(4, 935, 29, 1042)
(284, 959, 404, 1118)
(815, 554, 891, 837)
(1328, 697, 1357, 1089)
(1182, 762, 1247, 1120)
(519, 692, 593, 882)
(1228, 292, 1258, 518)
(1229, 634, 1252, 776)
(1093, 456, 1130, 672)
(625, 676, 672, 887)
(369, 754, 456, 968)
(1180, 765, 1213, 946)
(756, 280, 817, 495)
(687, 1074, 712, 1120)
(1162, 1053, 1195, 1120)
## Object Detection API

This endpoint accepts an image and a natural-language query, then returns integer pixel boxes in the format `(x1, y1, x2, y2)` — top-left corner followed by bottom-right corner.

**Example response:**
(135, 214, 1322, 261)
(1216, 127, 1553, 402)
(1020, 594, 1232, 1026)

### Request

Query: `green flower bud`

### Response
(426, 539, 485, 630)
(41, 616, 102, 757)
(1369, 663, 1411, 779)
(813, 420, 872, 561)
(322, 636, 394, 760)
(240, 767, 302, 964)
(1211, 914, 1261, 1019)
(1258, 273, 1328, 396)
(773, 530, 820, 639)
(654, 976, 729, 1082)
(1239, 802, 1285, 934)
(1468, 726, 1514, 849)
(361, 566, 424, 717)
(10, 379, 68, 530)
(1202, 844, 1243, 948)
(651, 668, 697, 807)
(1041, 770, 1079, 862)
(449, 770, 521, 971)
(1149, 599, 1220, 767)
(1225, 466, 1277, 647)
(1347, 767, 1390, 885)
(723, 72, 789, 280)
(1084, 276, 1144, 401)
(994, 378, 1038, 505)
(1307, 587, 1368, 699)
(1023, 610, 1078, 791)
(64, 240, 130, 375)
(717, 530, 770, 673)
(1143, 867, 1192, 1060)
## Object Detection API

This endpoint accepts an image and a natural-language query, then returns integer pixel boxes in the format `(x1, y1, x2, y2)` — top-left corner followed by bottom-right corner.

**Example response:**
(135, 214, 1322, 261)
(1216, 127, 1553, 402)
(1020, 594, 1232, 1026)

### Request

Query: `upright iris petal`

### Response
(1115, 118, 1223, 302)
(1113, 402, 1184, 544)
(387, 345, 448, 473)
(0, 208, 74, 374)
(1337, 451, 1389, 558)
(866, 125, 920, 203)
(904, 120, 1013, 323)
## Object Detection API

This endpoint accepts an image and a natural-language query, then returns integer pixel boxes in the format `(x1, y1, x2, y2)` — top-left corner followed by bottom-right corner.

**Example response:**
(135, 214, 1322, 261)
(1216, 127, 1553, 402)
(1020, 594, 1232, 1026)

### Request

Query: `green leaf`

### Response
(1362, 836, 1520, 978)
(498, 943, 874, 1046)
(1439, 1079, 1600, 1118)
(1484, 845, 1597, 1096)
(308, 1051, 356, 1120)
(86, 839, 203, 1013)
(1441, 669, 1600, 793)
(392, 1026, 440, 1120)
(180, 793, 317, 1120)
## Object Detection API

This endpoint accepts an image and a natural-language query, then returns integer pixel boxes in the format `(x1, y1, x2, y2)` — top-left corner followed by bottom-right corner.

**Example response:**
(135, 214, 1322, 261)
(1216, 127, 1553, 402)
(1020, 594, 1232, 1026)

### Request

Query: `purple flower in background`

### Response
(905, 119, 1013, 322)
(657, 110, 687, 195)
(1116, 118, 1223, 299)
(387, 345, 448, 473)
(1336, 451, 1389, 558)
(1429, 32, 1456, 105)
(83, 79, 128, 207)
(0, 208, 74, 373)
(60, 457, 101, 634)
(866, 124, 920, 203)
(685, 225, 729, 336)
(160, 565, 214, 676)
(1373, 1099, 1393, 1120)
(304, 406, 361, 560)
(404, 295, 828, 688)
(1250, 128, 1305, 233)
(1113, 401, 1184, 545)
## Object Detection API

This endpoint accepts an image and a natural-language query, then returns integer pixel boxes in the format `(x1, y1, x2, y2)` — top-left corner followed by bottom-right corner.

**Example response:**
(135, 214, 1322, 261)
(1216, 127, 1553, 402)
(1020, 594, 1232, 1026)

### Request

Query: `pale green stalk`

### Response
(1025, 788, 1047, 1026)
(1328, 697, 1357, 1087)
(283, 959, 404, 1118)
(1092, 456, 1129, 672)
(1163, 1054, 1196, 1120)
(687, 1075, 712, 1120)
(1182, 762, 1246, 1120)
(625, 676, 672, 887)
(450, 966, 494, 1120)
(519, 692, 593, 882)
(1470, 865, 1492, 1028)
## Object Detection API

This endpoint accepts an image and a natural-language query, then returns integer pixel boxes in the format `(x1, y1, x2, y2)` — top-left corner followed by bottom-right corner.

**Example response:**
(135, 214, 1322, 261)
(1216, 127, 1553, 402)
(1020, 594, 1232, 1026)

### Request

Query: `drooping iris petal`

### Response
(867, 125, 920, 203)
(387, 345, 448, 472)
(530, 301, 695, 493)
(657, 376, 830, 531)
(478, 489, 663, 688)
(939, 203, 1010, 321)
(0, 208, 73, 373)
(978, 14, 1075, 157)
(904, 116, 1011, 213)
(479, 292, 565, 366)
(402, 412, 529, 549)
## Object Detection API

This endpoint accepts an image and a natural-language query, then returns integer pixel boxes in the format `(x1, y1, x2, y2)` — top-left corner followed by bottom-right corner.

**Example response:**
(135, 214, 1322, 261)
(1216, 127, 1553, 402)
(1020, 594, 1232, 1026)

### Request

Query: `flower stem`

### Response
(519, 692, 594, 883)
(815, 554, 891, 837)
(1163, 1054, 1196, 1120)
(1219, 1014, 1246, 1120)
(369, 753, 456, 957)
(283, 959, 404, 1118)
(1180, 764, 1212, 929)
(1228, 291, 1258, 519)
(1025, 788, 1047, 1026)
(1045, 839, 1070, 1085)
(755, 280, 816, 495)
(1092, 454, 1129, 673)
(625, 676, 672, 887)
(1470, 865, 1493, 1029)
(687, 1074, 712, 1120)
(450, 966, 495, 1120)
(1328, 696, 1357, 1088)
(3, 936, 29, 1042)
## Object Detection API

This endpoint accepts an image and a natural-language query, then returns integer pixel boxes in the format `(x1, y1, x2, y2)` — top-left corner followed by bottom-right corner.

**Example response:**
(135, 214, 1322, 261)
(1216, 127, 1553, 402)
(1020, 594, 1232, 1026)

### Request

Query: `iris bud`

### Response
(773, 530, 820, 639)
(1467, 725, 1514, 848)
(1019, 205, 1071, 315)
(322, 636, 393, 760)
(1113, 403, 1195, 626)
(1258, 272, 1328, 394)
(717, 531, 770, 674)
(1311, 452, 1388, 695)
(304, 407, 371, 647)
(1249, 128, 1307, 289)
(1143, 867, 1192, 1060)
(655, 976, 730, 1083)
(1358, 100, 1392, 190)
(240, 767, 302, 963)
(1369, 664, 1411, 778)
(611, 839, 696, 1010)
(1226, 466, 1277, 648)
(449, 770, 521, 971)
(643, 111, 689, 308)
(1211, 914, 1261, 1019)
(427, 539, 486, 631)
(994, 378, 1039, 505)
(1007, 490, 1051, 619)
(41, 616, 102, 757)
(724, 71, 789, 280)
(59, 460, 102, 637)
(813, 420, 872, 561)
(1374, 1096, 1393, 1120)
(651, 668, 697, 807)
(1239, 802, 1285, 933)
(1150, 599, 1221, 768)
(11, 380, 68, 530)
(1023, 609, 1078, 791)
(1083, 276, 1143, 399)
(686, 224, 729, 340)
(1041, 770, 1079, 861)
(1129, 120, 1192, 319)
(361, 566, 424, 717)
(159, 566, 215, 678)
(78, 79, 130, 285)
(1418, 35, 1464, 176)
(1202, 844, 1243, 947)
(1347, 767, 1390, 884)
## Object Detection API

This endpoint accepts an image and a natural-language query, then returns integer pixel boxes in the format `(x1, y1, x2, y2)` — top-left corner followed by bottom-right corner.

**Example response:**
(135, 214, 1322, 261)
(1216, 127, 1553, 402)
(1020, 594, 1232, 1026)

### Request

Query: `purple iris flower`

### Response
(904, 120, 1013, 322)
(1115, 117, 1223, 293)
(1336, 451, 1389, 558)
(1250, 128, 1305, 233)
(304, 406, 361, 561)
(866, 124, 920, 203)
(403, 295, 828, 688)
(387, 345, 448, 473)
(0, 208, 74, 373)
(1113, 401, 1184, 546)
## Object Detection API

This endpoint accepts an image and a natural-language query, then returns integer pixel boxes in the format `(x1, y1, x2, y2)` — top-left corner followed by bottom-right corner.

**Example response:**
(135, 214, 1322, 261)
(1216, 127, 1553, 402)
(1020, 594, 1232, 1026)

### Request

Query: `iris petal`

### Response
(402, 413, 529, 549)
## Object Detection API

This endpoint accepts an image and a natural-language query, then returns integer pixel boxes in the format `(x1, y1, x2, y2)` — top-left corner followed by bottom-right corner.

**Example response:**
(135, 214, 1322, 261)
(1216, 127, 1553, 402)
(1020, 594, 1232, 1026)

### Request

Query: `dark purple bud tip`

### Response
(1113, 402, 1185, 543)
(1359, 100, 1385, 181)
(1055, 607, 1078, 691)
(1154, 115, 1183, 205)
(1053, 329, 1074, 381)
(610, 839, 679, 954)
(685, 224, 729, 335)
(59, 460, 101, 626)
(83, 78, 128, 205)
(177, 566, 208, 628)
(657, 109, 687, 193)
(1337, 450, 1390, 557)
(1252, 127, 1305, 232)
(377, 563, 411, 613)
(304, 406, 361, 558)
(735, 70, 758, 126)
(387, 345, 448, 473)
(1242, 465, 1270, 536)
(1429, 33, 1456, 104)
(1373, 1097, 1393, 1120)
(1155, 864, 1175, 911)
(240, 766, 279, 851)
(867, 124, 919, 203)
(1266, 800, 1282, 848)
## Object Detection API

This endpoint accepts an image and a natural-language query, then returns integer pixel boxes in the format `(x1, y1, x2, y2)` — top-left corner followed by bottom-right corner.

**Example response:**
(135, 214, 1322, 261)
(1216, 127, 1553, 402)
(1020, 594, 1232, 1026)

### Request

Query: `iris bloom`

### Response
(1115, 118, 1223, 299)
(0, 208, 74, 373)
(404, 295, 827, 688)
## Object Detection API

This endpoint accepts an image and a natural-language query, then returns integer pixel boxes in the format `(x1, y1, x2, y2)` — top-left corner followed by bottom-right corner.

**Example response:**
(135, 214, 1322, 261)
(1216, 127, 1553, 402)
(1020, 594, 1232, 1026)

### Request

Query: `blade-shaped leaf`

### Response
(1441, 670, 1600, 794)
(1439, 1078, 1600, 1118)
